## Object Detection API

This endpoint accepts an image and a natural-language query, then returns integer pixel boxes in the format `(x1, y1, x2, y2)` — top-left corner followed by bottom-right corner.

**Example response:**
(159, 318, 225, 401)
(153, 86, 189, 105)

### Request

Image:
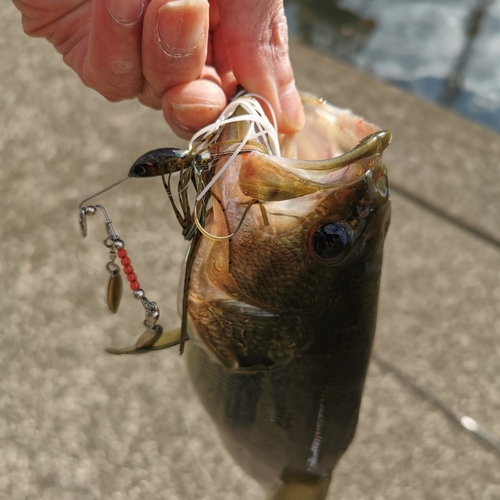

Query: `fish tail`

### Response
(272, 477, 331, 500)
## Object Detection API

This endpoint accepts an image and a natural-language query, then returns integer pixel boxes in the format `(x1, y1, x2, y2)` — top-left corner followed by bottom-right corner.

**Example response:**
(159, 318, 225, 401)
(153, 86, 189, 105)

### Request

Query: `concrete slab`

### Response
(1, 3, 499, 500)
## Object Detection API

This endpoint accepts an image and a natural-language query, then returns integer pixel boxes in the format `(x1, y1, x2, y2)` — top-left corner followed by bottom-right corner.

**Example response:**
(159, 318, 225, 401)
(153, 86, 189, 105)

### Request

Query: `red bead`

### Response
(123, 264, 134, 275)
(130, 280, 140, 291)
(120, 256, 131, 266)
(117, 249, 127, 259)
(126, 272, 138, 282)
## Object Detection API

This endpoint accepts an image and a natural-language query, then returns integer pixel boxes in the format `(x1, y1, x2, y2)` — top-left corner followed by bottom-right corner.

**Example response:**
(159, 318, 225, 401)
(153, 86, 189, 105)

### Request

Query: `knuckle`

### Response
(138, 85, 163, 110)
(266, 5, 289, 60)
(234, 2, 289, 61)
(82, 62, 143, 101)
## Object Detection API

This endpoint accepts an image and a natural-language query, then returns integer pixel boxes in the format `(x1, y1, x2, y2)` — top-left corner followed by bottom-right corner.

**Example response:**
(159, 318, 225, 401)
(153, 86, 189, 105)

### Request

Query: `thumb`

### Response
(217, 0, 304, 133)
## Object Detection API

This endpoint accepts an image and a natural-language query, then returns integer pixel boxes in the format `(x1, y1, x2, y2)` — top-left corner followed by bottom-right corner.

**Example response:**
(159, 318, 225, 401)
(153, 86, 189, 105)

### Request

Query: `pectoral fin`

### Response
(106, 327, 181, 355)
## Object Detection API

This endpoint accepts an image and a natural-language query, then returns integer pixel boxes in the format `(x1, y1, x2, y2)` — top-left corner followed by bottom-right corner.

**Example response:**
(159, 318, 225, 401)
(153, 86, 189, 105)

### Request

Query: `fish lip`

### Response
(353, 130, 391, 162)
(237, 130, 391, 203)
(308, 129, 391, 190)
(296, 129, 392, 174)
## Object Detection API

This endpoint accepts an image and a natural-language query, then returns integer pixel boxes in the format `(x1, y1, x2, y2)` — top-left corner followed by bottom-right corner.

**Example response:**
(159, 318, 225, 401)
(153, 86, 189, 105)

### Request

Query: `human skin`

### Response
(13, 0, 305, 139)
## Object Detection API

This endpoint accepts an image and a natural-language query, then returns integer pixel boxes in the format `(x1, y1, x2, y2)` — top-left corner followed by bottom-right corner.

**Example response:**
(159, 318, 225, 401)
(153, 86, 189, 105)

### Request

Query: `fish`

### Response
(113, 92, 391, 499)
(183, 94, 391, 499)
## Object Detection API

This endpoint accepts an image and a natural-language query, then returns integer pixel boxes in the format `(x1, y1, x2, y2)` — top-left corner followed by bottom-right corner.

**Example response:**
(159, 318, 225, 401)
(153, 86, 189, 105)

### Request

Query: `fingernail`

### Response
(171, 102, 218, 129)
(158, 0, 208, 57)
(279, 84, 305, 132)
(107, 0, 144, 25)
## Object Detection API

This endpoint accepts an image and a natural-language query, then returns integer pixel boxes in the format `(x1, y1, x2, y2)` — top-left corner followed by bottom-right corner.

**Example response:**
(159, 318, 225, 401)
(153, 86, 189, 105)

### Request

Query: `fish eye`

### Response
(313, 223, 351, 259)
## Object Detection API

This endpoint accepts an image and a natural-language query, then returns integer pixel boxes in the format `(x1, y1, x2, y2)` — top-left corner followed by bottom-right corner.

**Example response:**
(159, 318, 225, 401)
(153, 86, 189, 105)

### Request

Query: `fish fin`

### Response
(106, 328, 181, 355)
(272, 477, 331, 500)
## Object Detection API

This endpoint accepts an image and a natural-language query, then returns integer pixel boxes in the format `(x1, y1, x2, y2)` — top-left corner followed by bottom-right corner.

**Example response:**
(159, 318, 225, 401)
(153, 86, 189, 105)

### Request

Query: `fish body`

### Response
(184, 94, 391, 499)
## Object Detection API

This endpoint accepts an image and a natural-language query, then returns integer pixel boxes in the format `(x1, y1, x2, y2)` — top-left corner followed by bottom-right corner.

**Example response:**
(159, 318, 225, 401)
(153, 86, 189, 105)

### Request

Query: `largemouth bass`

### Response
(183, 94, 391, 499)
(85, 92, 391, 500)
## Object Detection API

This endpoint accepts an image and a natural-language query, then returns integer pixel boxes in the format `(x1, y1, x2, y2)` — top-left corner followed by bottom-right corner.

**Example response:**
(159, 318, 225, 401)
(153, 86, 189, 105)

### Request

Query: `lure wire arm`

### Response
(79, 176, 129, 238)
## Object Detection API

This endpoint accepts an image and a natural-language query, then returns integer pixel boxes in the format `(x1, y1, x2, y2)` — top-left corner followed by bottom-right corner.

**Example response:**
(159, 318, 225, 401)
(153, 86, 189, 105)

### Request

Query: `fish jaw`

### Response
(186, 96, 391, 372)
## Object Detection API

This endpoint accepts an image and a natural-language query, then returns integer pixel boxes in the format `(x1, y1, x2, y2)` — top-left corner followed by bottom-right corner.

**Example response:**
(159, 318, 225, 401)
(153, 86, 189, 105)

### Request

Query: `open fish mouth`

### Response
(185, 91, 392, 371)
(192, 92, 391, 240)
(240, 131, 391, 196)
(97, 90, 391, 369)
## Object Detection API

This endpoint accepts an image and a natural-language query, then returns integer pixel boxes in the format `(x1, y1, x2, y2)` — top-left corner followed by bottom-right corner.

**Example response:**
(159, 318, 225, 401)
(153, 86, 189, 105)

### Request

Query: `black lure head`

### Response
(128, 148, 184, 178)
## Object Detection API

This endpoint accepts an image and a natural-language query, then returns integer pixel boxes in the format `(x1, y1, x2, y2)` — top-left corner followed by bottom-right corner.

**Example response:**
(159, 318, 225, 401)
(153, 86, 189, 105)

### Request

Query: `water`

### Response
(285, 0, 500, 133)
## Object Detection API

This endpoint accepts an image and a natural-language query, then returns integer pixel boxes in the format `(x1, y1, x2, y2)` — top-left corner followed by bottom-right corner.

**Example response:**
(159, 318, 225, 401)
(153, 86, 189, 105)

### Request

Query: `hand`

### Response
(14, 0, 304, 139)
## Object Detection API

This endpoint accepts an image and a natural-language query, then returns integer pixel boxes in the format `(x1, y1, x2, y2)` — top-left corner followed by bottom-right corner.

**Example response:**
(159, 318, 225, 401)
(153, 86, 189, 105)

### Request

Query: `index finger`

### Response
(139, 0, 210, 109)
(216, 0, 304, 133)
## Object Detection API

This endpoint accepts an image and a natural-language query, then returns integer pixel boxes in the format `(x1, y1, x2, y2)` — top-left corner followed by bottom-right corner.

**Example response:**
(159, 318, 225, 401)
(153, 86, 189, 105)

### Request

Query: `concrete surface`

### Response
(1, 3, 499, 499)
